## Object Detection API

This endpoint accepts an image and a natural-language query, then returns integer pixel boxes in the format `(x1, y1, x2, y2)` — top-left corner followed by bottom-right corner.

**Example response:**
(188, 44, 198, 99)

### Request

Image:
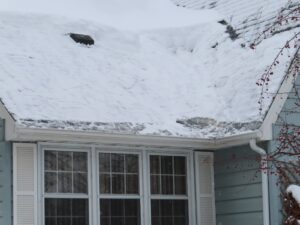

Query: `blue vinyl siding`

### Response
(214, 145, 263, 225)
(0, 119, 12, 225)
(268, 75, 300, 225)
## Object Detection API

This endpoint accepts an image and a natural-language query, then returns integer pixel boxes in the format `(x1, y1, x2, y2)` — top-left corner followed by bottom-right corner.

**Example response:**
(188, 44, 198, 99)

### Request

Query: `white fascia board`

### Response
(10, 126, 261, 150)
(0, 101, 17, 140)
(259, 71, 299, 140)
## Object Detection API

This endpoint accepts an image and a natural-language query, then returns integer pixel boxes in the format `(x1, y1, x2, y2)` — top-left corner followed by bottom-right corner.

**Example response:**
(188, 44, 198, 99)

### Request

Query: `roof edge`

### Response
(259, 56, 300, 140)
(9, 126, 261, 149)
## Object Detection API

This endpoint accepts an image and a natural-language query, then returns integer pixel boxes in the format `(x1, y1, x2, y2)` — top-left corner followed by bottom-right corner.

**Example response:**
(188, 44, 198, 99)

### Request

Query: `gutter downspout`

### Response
(249, 139, 270, 225)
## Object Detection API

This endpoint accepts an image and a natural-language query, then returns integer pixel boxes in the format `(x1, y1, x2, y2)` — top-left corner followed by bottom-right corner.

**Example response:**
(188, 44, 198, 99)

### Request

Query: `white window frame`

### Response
(37, 143, 196, 225)
(96, 148, 144, 225)
(145, 151, 195, 225)
(39, 147, 92, 225)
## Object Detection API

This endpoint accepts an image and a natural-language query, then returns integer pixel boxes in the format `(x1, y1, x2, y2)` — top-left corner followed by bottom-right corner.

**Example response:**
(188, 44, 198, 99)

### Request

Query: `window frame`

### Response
(40, 147, 92, 225)
(146, 151, 195, 225)
(96, 148, 144, 225)
(38, 144, 196, 225)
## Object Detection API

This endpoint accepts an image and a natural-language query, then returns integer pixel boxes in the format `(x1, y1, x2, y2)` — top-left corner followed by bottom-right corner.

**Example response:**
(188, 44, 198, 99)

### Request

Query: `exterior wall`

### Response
(268, 74, 300, 225)
(214, 145, 263, 225)
(0, 119, 12, 225)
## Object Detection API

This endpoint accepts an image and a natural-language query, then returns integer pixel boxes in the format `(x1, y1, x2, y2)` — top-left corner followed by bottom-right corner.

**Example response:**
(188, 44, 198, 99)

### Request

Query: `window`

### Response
(41, 147, 195, 225)
(99, 153, 141, 225)
(43, 150, 89, 225)
(150, 155, 189, 225)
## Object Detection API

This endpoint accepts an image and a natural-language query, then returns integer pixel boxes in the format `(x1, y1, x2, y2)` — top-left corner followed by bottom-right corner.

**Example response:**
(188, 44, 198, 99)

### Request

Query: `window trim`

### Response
(40, 147, 92, 225)
(96, 149, 144, 225)
(38, 144, 196, 225)
(146, 151, 195, 225)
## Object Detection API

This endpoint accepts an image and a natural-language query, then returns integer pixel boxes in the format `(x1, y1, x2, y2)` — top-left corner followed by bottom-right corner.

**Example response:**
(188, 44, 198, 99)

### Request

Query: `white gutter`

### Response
(249, 139, 270, 225)
(9, 126, 261, 149)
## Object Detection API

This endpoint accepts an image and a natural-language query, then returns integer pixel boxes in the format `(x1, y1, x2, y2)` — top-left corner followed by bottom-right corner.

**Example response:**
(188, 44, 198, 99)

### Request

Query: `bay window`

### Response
(41, 147, 194, 225)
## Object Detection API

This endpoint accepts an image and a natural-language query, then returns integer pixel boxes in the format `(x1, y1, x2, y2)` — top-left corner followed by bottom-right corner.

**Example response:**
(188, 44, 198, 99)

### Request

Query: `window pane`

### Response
(73, 173, 88, 193)
(72, 199, 89, 217)
(57, 152, 72, 171)
(175, 176, 186, 195)
(100, 199, 140, 225)
(45, 198, 57, 216)
(161, 175, 173, 195)
(58, 172, 72, 193)
(125, 155, 138, 173)
(161, 156, 173, 174)
(45, 151, 57, 171)
(174, 157, 186, 175)
(111, 154, 124, 173)
(100, 174, 111, 194)
(111, 199, 124, 216)
(112, 174, 125, 194)
(45, 172, 57, 193)
(151, 175, 160, 194)
(150, 156, 160, 174)
(126, 174, 139, 194)
(57, 199, 71, 216)
(57, 217, 71, 225)
(151, 200, 188, 225)
(161, 200, 173, 216)
(45, 199, 89, 225)
(45, 218, 57, 225)
(73, 152, 87, 172)
(99, 153, 110, 173)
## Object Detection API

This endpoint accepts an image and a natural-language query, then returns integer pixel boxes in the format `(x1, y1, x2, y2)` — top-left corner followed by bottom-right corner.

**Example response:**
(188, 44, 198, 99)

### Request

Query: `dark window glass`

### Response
(58, 172, 72, 193)
(126, 155, 138, 173)
(57, 152, 72, 171)
(45, 151, 57, 171)
(174, 157, 186, 175)
(100, 199, 140, 225)
(111, 154, 124, 173)
(126, 174, 139, 194)
(99, 153, 110, 173)
(151, 200, 188, 225)
(45, 199, 88, 225)
(45, 172, 57, 193)
(73, 173, 88, 193)
(100, 174, 111, 194)
(150, 175, 160, 194)
(112, 174, 125, 194)
(161, 175, 173, 195)
(175, 176, 186, 195)
(150, 156, 160, 174)
(73, 152, 87, 172)
(161, 156, 173, 174)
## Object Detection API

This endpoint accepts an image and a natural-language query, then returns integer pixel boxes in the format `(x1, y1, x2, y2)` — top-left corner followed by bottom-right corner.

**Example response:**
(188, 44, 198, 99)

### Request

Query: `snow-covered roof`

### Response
(0, 0, 298, 138)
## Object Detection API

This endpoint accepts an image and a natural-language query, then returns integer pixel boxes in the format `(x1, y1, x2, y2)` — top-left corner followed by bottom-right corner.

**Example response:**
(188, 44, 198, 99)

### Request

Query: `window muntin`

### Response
(44, 150, 89, 225)
(99, 152, 141, 225)
(150, 155, 188, 225)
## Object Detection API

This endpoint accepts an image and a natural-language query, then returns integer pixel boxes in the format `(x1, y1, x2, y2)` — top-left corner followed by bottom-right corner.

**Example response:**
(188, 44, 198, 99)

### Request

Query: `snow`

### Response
(287, 185, 300, 204)
(0, 0, 297, 138)
(0, 0, 220, 31)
